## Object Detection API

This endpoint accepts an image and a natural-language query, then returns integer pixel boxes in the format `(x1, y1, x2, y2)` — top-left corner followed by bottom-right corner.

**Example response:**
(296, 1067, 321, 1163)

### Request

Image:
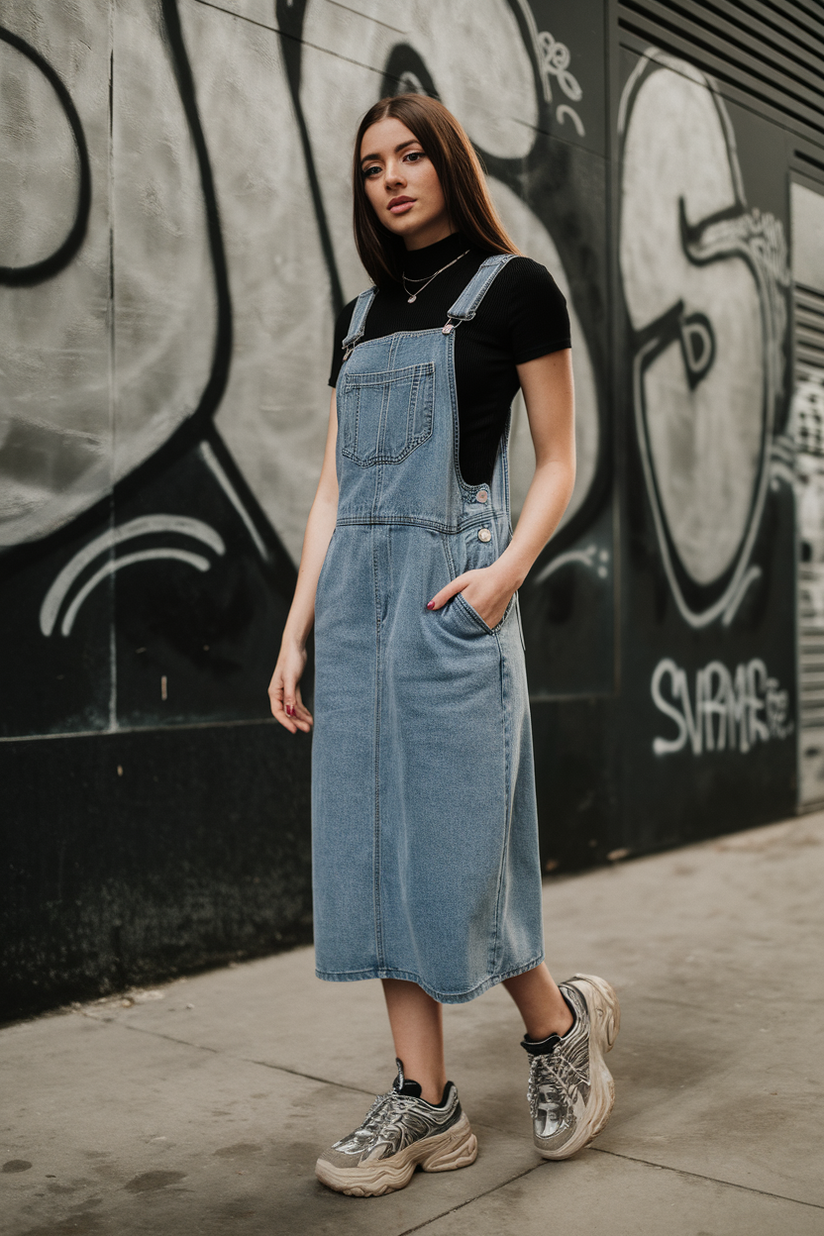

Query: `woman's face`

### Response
(359, 116, 453, 250)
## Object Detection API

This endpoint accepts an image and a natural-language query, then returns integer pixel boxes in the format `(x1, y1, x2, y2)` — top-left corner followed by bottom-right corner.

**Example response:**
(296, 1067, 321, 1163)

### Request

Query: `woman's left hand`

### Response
(427, 562, 517, 630)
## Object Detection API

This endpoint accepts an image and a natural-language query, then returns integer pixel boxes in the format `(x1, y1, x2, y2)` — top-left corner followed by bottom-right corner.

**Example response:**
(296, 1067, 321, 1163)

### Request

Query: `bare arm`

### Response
(427, 348, 575, 624)
(268, 389, 339, 733)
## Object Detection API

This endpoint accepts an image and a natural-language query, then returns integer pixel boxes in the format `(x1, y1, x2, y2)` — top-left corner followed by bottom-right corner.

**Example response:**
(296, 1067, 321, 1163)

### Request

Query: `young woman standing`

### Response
(268, 94, 619, 1197)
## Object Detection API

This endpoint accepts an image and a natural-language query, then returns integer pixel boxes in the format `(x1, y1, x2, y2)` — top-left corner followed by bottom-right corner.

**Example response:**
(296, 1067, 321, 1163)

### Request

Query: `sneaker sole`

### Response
(537, 973, 620, 1161)
(315, 1112, 478, 1197)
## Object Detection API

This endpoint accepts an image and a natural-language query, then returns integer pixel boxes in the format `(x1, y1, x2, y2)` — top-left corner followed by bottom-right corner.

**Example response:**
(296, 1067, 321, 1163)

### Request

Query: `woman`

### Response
(268, 93, 619, 1197)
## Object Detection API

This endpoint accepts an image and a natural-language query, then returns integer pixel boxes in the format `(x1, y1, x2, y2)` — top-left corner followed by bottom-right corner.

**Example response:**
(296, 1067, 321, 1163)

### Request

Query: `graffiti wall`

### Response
(0, 0, 611, 733)
(0, 1, 806, 1013)
(615, 42, 797, 853)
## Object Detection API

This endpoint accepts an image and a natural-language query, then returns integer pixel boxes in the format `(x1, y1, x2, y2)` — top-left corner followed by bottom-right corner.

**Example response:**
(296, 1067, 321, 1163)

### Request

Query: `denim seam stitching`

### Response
(336, 514, 503, 533)
(352, 382, 361, 460)
(371, 527, 384, 971)
(344, 362, 435, 386)
(489, 636, 513, 976)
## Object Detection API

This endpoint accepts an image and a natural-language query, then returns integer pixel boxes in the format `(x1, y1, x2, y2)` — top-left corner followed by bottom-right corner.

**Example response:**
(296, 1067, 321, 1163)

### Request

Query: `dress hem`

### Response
(314, 954, 545, 1005)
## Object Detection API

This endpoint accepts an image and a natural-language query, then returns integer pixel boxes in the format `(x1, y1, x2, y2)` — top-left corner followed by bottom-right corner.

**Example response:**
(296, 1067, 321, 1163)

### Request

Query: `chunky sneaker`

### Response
(315, 1059, 478, 1197)
(521, 973, 620, 1160)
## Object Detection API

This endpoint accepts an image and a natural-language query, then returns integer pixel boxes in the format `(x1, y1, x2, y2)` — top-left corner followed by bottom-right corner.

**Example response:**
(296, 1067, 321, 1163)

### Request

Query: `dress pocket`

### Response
(339, 363, 435, 466)
(452, 591, 515, 637)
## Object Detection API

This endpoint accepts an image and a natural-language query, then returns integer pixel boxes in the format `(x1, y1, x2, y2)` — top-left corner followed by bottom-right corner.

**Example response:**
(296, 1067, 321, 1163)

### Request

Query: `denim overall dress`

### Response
(312, 255, 545, 1003)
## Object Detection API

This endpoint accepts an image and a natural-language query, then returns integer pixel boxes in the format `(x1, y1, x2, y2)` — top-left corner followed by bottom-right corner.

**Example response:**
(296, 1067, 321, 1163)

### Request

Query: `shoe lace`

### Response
(345, 1089, 413, 1148)
(527, 1049, 589, 1120)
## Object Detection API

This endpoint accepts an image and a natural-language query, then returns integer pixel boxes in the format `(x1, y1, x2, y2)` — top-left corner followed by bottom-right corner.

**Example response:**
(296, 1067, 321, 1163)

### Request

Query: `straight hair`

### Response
(352, 94, 519, 289)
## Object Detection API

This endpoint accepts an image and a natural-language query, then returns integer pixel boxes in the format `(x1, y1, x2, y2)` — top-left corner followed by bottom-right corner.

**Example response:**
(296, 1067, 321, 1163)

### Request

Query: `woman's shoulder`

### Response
(482, 254, 571, 355)
(498, 254, 566, 304)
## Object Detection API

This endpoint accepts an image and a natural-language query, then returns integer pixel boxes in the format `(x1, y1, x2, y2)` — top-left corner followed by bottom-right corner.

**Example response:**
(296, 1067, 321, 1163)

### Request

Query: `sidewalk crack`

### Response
(121, 1020, 375, 1095)
(589, 1147, 824, 1210)
(395, 1161, 550, 1236)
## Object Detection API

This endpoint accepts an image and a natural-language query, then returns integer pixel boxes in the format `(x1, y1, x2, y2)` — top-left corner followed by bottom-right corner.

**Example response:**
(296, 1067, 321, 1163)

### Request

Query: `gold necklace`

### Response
(401, 249, 470, 304)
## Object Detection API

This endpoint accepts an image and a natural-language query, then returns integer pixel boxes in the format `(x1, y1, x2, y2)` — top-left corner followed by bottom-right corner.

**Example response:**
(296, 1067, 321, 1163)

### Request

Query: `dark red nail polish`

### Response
(426, 601, 435, 610)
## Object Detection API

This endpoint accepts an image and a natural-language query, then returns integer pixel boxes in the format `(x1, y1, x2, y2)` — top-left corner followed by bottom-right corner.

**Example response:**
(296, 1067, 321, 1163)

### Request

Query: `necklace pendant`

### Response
(407, 294, 417, 304)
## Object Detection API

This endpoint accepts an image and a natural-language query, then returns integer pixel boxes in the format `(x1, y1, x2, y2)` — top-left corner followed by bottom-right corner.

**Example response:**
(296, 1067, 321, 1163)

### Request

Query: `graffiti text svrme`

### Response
(651, 658, 793, 756)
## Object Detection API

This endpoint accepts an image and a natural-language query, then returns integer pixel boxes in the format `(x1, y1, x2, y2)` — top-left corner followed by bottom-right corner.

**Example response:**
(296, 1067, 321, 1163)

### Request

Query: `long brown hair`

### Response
(352, 94, 519, 288)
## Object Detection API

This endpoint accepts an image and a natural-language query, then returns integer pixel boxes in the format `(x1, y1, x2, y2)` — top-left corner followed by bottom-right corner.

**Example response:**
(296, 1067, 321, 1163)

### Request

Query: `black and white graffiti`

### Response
(1, 0, 607, 736)
(1, 1, 229, 551)
(620, 49, 790, 629)
(651, 655, 793, 757)
(0, 0, 298, 735)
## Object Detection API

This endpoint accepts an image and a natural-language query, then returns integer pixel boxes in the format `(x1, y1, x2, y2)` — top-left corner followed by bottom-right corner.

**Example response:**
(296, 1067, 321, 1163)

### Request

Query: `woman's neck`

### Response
(403, 231, 471, 279)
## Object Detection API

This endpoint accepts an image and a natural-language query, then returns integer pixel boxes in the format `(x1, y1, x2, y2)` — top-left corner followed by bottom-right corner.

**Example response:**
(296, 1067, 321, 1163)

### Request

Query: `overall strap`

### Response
(342, 286, 377, 351)
(446, 253, 516, 323)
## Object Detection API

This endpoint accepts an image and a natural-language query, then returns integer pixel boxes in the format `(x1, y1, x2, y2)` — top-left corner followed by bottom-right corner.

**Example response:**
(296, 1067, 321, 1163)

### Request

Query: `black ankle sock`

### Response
(396, 1077, 452, 1106)
(521, 1031, 561, 1056)
(396, 1077, 423, 1098)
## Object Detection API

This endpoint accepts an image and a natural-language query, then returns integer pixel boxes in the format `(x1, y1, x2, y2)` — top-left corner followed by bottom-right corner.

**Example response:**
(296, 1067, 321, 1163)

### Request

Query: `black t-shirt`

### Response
(328, 232, 571, 485)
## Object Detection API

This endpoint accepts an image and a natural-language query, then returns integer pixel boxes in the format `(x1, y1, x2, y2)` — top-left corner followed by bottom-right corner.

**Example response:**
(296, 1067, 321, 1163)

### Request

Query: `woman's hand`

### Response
(427, 561, 519, 631)
(268, 639, 313, 733)
(266, 389, 338, 734)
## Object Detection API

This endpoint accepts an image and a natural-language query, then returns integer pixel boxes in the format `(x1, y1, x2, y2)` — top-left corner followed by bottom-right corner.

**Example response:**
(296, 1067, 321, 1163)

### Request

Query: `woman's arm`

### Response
(427, 348, 575, 626)
(268, 389, 339, 733)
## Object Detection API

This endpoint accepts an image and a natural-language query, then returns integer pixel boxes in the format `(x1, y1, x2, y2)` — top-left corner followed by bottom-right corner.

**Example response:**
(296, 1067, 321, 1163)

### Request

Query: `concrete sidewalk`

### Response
(2, 813, 823, 1236)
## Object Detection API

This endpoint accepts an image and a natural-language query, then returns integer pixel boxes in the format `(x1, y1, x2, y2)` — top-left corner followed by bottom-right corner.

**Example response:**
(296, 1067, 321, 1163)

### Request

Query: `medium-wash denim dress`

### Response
(312, 255, 545, 1004)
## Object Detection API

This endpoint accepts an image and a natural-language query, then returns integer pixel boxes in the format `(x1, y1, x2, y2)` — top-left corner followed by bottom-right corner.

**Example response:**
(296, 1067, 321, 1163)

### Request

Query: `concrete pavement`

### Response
(2, 812, 823, 1235)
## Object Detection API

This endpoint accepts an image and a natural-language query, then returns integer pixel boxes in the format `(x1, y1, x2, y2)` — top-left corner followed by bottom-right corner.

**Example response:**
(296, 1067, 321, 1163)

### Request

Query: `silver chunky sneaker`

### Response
(315, 1059, 478, 1197)
(522, 974, 620, 1159)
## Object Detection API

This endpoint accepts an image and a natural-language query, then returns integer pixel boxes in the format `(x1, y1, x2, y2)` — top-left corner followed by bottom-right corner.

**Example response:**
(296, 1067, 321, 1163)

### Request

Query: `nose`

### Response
(384, 160, 405, 189)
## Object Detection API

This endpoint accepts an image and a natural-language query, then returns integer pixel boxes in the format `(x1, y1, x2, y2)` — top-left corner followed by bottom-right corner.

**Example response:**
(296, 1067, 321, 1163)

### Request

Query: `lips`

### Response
(388, 196, 414, 214)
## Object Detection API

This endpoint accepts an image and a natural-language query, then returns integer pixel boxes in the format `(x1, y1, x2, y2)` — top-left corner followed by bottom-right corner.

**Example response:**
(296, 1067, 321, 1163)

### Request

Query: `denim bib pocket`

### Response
(339, 362, 435, 466)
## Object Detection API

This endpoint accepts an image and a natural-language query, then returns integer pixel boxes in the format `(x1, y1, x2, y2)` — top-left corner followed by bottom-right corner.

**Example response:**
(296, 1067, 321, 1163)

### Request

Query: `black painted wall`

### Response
(1, 725, 312, 1016)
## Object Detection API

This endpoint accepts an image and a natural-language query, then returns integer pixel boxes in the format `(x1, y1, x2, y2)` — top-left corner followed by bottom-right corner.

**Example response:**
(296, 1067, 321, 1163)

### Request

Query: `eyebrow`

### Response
(360, 139, 418, 165)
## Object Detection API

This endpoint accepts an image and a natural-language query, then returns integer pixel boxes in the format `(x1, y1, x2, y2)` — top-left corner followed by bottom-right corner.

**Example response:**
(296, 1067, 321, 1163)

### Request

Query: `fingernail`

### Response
(426, 601, 435, 610)
(285, 704, 295, 716)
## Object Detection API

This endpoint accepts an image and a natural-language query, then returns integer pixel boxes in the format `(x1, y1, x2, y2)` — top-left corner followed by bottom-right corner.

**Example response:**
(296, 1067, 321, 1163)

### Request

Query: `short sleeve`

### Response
(503, 258, 571, 365)
(328, 299, 358, 388)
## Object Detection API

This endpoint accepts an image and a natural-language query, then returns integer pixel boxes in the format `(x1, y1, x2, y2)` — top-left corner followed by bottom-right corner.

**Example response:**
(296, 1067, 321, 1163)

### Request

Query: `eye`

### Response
(362, 164, 381, 179)
(405, 150, 425, 163)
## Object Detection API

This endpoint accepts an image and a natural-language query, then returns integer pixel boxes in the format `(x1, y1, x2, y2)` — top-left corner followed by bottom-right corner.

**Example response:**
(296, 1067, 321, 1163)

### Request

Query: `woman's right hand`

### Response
(267, 389, 339, 736)
(268, 640, 313, 734)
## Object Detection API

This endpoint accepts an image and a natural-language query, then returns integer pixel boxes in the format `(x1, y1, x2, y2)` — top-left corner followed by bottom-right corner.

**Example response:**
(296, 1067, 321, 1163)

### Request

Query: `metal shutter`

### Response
(795, 279, 824, 804)
(617, 0, 824, 143)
